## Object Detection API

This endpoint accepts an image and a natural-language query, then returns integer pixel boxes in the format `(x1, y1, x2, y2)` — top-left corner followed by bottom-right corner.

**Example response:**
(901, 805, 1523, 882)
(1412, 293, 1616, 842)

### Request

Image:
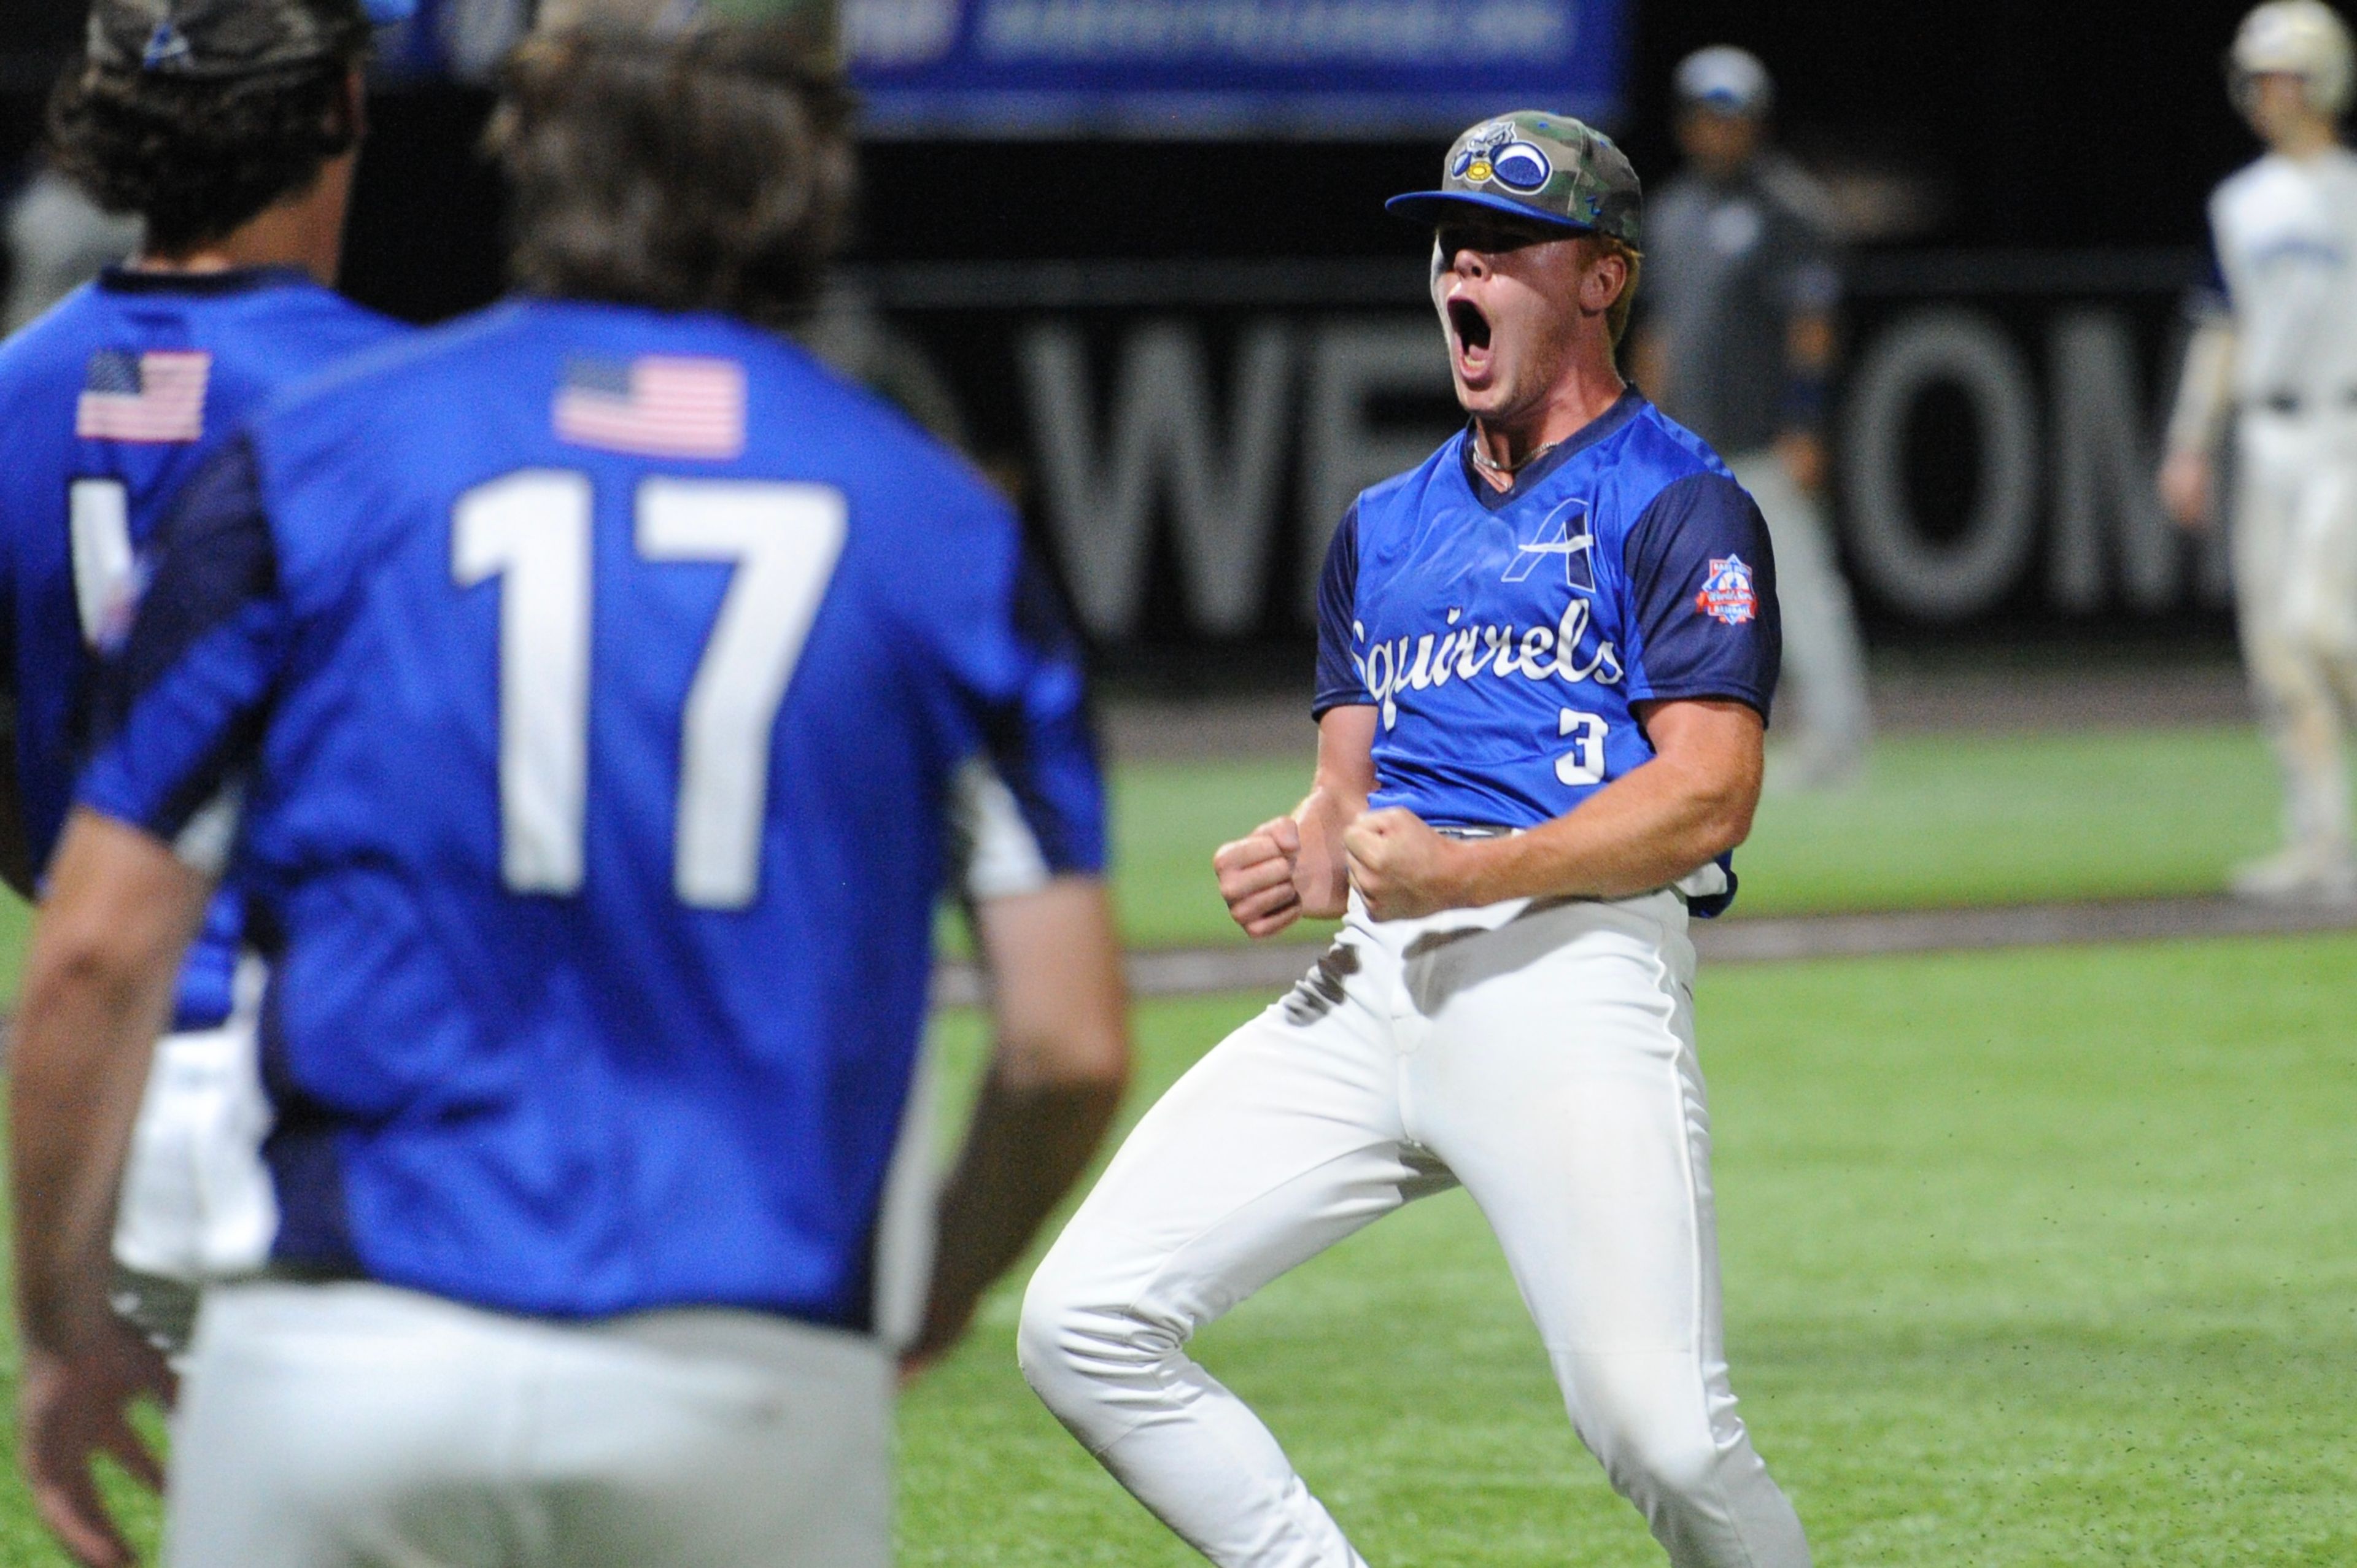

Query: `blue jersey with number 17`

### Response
(0, 267, 404, 1025)
(1314, 390, 1781, 916)
(80, 297, 1104, 1326)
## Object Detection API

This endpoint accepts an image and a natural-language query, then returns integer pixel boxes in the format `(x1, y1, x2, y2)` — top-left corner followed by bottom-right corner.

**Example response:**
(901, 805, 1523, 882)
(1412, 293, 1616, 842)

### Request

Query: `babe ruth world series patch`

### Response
(1695, 555, 1759, 625)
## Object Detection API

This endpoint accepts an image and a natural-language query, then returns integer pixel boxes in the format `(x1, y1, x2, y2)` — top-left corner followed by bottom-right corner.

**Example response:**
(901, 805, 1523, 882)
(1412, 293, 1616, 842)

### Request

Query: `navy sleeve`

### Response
(1620, 473, 1781, 721)
(1311, 503, 1368, 718)
(976, 547, 1105, 877)
(79, 436, 292, 843)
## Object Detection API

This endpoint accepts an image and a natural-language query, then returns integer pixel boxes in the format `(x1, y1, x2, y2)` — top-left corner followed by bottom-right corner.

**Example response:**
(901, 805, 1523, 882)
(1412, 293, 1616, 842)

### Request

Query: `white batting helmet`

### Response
(2231, 0, 2355, 116)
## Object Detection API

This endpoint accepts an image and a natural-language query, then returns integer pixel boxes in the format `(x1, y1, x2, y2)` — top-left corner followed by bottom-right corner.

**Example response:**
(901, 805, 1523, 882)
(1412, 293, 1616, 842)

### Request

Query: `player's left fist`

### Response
(1343, 808, 1468, 921)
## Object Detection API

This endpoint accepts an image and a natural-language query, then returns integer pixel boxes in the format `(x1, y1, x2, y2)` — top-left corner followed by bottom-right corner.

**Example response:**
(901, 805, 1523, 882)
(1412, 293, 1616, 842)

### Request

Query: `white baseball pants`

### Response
(163, 1280, 894, 1568)
(1020, 889, 1809, 1568)
(1725, 447, 1871, 773)
(2234, 410, 2357, 853)
(114, 962, 276, 1284)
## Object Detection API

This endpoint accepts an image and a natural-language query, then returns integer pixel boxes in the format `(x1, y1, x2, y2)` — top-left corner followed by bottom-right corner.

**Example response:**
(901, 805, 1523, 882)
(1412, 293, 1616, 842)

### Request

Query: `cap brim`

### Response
(1384, 190, 1595, 233)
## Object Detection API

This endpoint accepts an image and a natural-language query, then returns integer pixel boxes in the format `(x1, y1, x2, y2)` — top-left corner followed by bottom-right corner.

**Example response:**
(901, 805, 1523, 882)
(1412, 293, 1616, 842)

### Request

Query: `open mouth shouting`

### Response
(1447, 295, 1493, 383)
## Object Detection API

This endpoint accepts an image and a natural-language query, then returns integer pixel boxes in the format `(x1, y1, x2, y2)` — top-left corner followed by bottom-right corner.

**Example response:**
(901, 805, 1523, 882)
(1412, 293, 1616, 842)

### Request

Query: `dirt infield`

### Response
(932, 891, 2357, 1006)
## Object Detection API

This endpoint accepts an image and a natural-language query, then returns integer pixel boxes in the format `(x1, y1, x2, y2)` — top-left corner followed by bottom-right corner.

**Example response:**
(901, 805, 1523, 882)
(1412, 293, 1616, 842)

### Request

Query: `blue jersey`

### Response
(1314, 391, 1779, 917)
(0, 267, 404, 1025)
(81, 297, 1104, 1326)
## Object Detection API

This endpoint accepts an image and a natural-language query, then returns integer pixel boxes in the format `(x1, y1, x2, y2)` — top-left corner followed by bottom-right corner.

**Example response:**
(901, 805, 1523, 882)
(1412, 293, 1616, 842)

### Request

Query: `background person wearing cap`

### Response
(8, 3, 1127, 1566)
(1020, 111, 1812, 1568)
(1633, 45, 1870, 790)
(0, 2, 409, 1559)
(2161, 0, 2357, 903)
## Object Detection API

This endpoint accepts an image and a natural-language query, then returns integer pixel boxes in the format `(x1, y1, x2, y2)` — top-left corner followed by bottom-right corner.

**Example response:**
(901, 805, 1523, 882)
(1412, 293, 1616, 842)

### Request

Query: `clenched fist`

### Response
(1343, 808, 1469, 921)
(1214, 816, 1307, 938)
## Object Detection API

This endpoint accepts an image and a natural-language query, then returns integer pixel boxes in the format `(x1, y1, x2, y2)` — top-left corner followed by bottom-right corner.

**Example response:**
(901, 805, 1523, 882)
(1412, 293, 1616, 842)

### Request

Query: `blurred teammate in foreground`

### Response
(0, 0, 408, 1398)
(9, 2, 1127, 1564)
(1633, 46, 1868, 790)
(1021, 112, 1811, 1568)
(2162, 0, 2357, 902)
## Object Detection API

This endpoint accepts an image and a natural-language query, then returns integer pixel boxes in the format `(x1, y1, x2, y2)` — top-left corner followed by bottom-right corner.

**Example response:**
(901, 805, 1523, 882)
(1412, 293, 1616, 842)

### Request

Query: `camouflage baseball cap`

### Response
(84, 0, 399, 79)
(535, 0, 835, 44)
(1385, 110, 1643, 249)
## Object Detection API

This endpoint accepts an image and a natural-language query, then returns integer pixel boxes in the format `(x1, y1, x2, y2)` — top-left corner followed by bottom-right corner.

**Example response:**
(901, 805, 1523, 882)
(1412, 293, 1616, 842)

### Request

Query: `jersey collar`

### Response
(97, 264, 318, 296)
(1458, 385, 1647, 512)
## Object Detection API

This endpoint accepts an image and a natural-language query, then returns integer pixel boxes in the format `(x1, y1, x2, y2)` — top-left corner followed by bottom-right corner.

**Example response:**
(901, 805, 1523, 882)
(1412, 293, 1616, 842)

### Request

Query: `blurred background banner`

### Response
(0, 0, 2270, 662)
(844, 0, 1626, 137)
(858, 247, 2216, 650)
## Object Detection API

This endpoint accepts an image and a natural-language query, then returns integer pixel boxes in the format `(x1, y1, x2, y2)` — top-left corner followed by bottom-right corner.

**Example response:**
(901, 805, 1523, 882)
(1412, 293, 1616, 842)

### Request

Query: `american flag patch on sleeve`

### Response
(552, 355, 746, 460)
(76, 349, 210, 442)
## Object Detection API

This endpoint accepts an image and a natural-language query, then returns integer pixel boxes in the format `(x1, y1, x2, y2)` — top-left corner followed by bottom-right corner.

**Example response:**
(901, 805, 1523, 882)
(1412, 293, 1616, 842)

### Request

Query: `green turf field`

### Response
(1108, 724, 2293, 948)
(899, 934, 2357, 1567)
(0, 723, 2346, 1565)
(6, 936, 2350, 1566)
(0, 724, 2304, 986)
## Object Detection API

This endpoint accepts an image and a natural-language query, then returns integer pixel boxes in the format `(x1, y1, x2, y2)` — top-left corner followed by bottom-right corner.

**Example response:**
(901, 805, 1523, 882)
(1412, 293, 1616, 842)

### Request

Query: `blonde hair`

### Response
(1592, 234, 1643, 349)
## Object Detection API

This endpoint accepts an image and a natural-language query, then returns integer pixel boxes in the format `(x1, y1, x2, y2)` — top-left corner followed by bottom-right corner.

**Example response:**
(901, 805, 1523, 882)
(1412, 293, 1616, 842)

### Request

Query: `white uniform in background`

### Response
(2208, 145, 2357, 895)
(4, 169, 142, 335)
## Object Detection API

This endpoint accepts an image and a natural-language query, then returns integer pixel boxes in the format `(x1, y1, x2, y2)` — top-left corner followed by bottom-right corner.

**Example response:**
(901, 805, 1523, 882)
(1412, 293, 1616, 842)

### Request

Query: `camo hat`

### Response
(535, 0, 835, 46)
(83, 0, 402, 78)
(1386, 110, 1643, 249)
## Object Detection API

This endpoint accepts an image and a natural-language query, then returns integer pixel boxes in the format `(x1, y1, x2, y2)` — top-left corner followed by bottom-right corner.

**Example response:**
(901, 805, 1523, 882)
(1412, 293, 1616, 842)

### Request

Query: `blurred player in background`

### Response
(2162, 0, 2357, 903)
(4, 164, 141, 335)
(0, 0, 408, 1422)
(1022, 112, 1810, 1568)
(1633, 47, 1869, 789)
(9, 2, 1126, 1565)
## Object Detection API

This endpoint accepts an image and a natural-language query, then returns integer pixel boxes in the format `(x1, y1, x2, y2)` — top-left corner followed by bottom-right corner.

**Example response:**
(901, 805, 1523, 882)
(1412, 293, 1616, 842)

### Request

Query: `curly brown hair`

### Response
(487, 26, 857, 330)
(45, 58, 359, 255)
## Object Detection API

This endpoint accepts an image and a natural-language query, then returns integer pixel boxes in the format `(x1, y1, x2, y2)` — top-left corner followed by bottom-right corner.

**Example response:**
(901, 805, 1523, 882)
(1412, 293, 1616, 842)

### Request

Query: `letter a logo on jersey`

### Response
(1695, 555, 1758, 625)
(1503, 499, 1596, 589)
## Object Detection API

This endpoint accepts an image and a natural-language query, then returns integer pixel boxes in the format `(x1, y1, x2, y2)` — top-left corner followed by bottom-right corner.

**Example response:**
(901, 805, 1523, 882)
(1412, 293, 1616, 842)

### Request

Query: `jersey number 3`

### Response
(452, 471, 848, 911)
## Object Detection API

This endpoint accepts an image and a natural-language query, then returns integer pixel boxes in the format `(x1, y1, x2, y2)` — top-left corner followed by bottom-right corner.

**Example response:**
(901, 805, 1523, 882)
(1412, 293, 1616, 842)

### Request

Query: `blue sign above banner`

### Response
(846, 0, 1625, 138)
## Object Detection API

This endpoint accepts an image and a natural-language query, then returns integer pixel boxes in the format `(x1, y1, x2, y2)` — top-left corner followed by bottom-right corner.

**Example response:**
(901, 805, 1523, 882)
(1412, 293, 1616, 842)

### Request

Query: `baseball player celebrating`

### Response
(2162, 0, 2357, 902)
(9, 2, 1125, 1564)
(1021, 113, 1811, 1568)
(0, 0, 411, 1370)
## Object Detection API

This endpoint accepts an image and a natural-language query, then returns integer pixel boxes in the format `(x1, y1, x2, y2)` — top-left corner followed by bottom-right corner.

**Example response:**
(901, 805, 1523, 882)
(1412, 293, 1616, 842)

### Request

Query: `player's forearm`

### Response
(1288, 781, 1361, 919)
(914, 877, 1130, 1362)
(1779, 311, 1835, 442)
(1453, 747, 1759, 906)
(11, 818, 204, 1354)
(2165, 317, 2237, 457)
(916, 1065, 1125, 1359)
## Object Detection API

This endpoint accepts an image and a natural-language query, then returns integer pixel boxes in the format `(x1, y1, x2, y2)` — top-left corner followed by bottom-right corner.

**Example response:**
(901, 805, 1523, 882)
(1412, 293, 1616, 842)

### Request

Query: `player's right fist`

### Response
(1214, 816, 1304, 939)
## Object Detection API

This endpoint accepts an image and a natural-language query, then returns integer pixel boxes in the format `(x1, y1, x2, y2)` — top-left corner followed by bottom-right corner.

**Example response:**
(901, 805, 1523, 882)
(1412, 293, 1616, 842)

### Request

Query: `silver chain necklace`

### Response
(1468, 434, 1562, 478)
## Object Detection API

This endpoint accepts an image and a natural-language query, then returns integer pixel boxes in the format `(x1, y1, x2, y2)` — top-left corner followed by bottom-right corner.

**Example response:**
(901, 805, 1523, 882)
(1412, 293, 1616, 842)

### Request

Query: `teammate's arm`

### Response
(1776, 307, 1836, 494)
(11, 811, 202, 1567)
(12, 438, 292, 1562)
(906, 875, 1129, 1373)
(1214, 703, 1376, 937)
(1345, 698, 1760, 919)
(903, 517, 1130, 1372)
(2161, 314, 2237, 530)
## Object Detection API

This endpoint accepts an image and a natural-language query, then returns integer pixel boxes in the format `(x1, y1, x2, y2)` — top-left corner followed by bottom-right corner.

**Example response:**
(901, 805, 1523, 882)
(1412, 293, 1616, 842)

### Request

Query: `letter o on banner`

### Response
(1842, 308, 2041, 621)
